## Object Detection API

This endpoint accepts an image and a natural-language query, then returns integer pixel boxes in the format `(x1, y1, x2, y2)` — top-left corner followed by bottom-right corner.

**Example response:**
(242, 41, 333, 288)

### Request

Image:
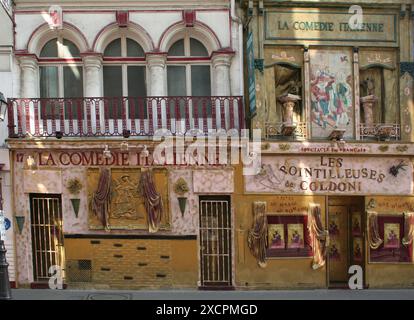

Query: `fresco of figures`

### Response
(310, 49, 354, 139)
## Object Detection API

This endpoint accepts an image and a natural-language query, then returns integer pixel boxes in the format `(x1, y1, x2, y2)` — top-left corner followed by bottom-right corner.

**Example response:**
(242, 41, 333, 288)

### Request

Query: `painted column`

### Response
(83, 55, 103, 132)
(19, 55, 38, 135)
(212, 52, 233, 130)
(353, 48, 361, 140)
(303, 48, 311, 139)
(147, 53, 167, 130)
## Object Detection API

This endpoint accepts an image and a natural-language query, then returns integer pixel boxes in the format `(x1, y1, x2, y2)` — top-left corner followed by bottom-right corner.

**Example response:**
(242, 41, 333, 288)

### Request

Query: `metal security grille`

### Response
(30, 194, 65, 282)
(199, 196, 232, 287)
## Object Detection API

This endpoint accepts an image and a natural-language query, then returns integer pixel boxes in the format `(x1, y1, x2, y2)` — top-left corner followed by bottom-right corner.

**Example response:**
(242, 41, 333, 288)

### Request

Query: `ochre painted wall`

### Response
(364, 196, 414, 288)
(233, 164, 327, 288)
(64, 238, 198, 289)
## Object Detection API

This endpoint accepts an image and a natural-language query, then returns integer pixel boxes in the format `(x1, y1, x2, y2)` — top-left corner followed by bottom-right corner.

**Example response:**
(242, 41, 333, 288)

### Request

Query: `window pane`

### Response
(167, 66, 186, 96)
(127, 39, 145, 57)
(64, 66, 83, 119)
(62, 39, 80, 57)
(104, 39, 122, 57)
(40, 66, 58, 98)
(191, 66, 211, 96)
(190, 38, 209, 57)
(191, 66, 211, 116)
(168, 39, 185, 56)
(40, 66, 59, 119)
(103, 66, 123, 118)
(40, 39, 58, 58)
(63, 66, 83, 97)
(128, 66, 147, 118)
(167, 66, 187, 119)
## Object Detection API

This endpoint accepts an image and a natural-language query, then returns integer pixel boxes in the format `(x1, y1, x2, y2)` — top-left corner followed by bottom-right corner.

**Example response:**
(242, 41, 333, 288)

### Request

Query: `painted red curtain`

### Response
(247, 202, 268, 268)
(91, 168, 112, 230)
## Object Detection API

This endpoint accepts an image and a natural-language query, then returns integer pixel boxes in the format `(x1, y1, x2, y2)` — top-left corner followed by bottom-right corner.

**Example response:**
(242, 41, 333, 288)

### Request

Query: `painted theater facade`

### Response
(8, 0, 244, 289)
(239, 0, 414, 289)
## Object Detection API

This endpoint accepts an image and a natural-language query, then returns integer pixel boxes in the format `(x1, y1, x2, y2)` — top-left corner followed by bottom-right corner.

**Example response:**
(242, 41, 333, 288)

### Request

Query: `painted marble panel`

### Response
(193, 169, 234, 193)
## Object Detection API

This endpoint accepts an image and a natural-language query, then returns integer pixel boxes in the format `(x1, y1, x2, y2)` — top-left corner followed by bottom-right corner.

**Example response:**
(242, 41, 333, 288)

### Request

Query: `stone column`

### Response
(360, 95, 378, 127)
(83, 54, 102, 98)
(147, 53, 167, 130)
(212, 52, 233, 130)
(83, 55, 103, 132)
(19, 55, 38, 135)
(212, 52, 233, 96)
(278, 94, 301, 124)
(147, 53, 167, 96)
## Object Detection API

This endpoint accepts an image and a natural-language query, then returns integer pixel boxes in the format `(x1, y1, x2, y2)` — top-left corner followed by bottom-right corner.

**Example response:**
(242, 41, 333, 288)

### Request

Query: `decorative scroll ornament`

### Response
(402, 212, 414, 247)
(91, 168, 112, 231)
(139, 169, 163, 233)
(247, 202, 268, 268)
(367, 211, 383, 249)
(307, 203, 328, 270)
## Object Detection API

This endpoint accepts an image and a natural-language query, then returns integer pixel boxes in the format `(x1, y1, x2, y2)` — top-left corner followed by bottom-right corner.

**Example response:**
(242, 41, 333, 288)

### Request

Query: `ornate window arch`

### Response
(159, 21, 221, 54)
(93, 23, 154, 54)
(27, 22, 88, 57)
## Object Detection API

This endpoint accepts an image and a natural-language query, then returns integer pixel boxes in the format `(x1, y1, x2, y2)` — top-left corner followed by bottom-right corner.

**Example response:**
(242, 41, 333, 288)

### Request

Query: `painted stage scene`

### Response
(268, 224, 285, 249)
(287, 224, 304, 249)
(310, 49, 354, 139)
(384, 223, 400, 249)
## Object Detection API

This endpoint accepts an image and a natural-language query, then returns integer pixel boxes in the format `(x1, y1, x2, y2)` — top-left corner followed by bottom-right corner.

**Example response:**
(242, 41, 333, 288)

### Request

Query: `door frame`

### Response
(29, 193, 65, 285)
(198, 195, 234, 290)
(326, 196, 366, 289)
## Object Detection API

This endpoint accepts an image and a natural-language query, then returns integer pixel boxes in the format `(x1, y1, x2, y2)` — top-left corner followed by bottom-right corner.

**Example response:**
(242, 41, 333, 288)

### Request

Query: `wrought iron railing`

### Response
(265, 122, 308, 140)
(359, 123, 401, 141)
(7, 96, 245, 138)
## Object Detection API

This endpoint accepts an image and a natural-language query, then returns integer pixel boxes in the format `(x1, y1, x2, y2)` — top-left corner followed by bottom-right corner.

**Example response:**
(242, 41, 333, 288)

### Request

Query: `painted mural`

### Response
(310, 49, 354, 139)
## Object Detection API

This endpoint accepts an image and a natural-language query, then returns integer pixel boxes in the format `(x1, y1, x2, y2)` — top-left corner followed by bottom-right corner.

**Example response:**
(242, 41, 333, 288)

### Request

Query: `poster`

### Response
(310, 49, 354, 139)
(329, 215, 340, 236)
(352, 213, 362, 236)
(353, 238, 363, 262)
(268, 224, 285, 249)
(287, 223, 304, 249)
(329, 241, 341, 261)
(384, 223, 400, 249)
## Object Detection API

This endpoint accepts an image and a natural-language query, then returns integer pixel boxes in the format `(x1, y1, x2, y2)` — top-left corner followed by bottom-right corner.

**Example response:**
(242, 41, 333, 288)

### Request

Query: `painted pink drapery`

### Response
(139, 169, 163, 233)
(367, 211, 383, 249)
(307, 203, 328, 270)
(247, 202, 268, 268)
(91, 168, 112, 230)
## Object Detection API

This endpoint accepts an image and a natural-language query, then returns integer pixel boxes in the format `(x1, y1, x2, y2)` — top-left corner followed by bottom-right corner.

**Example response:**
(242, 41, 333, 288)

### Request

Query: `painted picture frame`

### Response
(353, 238, 363, 263)
(352, 212, 362, 236)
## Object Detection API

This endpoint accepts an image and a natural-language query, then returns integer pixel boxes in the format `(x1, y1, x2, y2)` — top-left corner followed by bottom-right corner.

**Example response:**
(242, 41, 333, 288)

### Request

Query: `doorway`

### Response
(327, 196, 365, 288)
(29, 194, 65, 283)
(199, 196, 232, 288)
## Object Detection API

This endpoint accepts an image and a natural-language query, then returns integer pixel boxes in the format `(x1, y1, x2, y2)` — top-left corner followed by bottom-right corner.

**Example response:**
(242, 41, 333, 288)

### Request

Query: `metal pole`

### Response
(0, 176, 12, 300)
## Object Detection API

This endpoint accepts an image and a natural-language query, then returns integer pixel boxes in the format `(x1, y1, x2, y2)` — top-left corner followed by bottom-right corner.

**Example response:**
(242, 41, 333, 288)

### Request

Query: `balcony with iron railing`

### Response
(264, 121, 401, 142)
(7, 96, 245, 139)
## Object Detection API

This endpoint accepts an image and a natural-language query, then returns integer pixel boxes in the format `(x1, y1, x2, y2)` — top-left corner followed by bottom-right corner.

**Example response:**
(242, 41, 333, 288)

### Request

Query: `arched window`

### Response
(167, 37, 211, 97)
(39, 37, 83, 119)
(39, 37, 83, 99)
(103, 37, 147, 118)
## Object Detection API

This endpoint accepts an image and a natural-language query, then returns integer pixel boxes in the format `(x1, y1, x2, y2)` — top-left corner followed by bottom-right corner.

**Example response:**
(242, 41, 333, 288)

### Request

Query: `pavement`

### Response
(8, 288, 414, 300)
